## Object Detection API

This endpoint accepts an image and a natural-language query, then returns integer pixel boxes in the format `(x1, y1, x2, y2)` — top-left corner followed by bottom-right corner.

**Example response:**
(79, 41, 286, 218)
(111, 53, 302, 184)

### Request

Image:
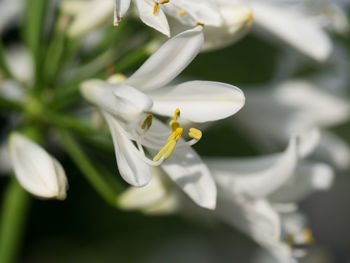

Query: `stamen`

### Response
(174, 108, 180, 121)
(141, 114, 153, 130)
(178, 11, 186, 16)
(153, 2, 159, 14)
(169, 120, 180, 132)
(196, 21, 205, 27)
(303, 229, 314, 245)
(153, 128, 183, 161)
(188, 128, 202, 140)
(159, 0, 169, 3)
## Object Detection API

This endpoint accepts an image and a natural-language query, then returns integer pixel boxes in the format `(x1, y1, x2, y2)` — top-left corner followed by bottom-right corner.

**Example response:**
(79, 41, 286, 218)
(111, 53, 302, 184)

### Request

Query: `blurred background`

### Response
(0, 1, 350, 262)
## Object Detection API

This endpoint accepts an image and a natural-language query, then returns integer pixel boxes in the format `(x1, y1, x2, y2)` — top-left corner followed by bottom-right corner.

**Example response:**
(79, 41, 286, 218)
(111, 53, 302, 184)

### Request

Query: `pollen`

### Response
(141, 114, 153, 130)
(174, 108, 180, 120)
(189, 128, 202, 140)
(178, 11, 186, 16)
(153, 2, 159, 14)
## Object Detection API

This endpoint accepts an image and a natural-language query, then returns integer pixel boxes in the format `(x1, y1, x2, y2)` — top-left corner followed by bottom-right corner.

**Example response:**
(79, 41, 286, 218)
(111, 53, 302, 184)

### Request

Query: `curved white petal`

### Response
(103, 112, 151, 187)
(251, 1, 332, 61)
(80, 79, 153, 121)
(149, 80, 245, 122)
(314, 131, 350, 170)
(119, 166, 180, 214)
(67, 0, 114, 38)
(216, 195, 281, 248)
(148, 121, 217, 209)
(125, 26, 203, 91)
(159, 145, 217, 210)
(9, 133, 68, 199)
(207, 137, 298, 198)
(269, 161, 334, 204)
(118, 167, 168, 210)
(115, 0, 131, 20)
(202, 6, 253, 51)
(133, 0, 170, 36)
(163, 0, 223, 27)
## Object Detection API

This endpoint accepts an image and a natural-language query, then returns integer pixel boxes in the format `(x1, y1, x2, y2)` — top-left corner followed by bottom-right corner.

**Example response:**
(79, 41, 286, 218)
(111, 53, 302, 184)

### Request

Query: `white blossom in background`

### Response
(235, 71, 350, 170)
(81, 26, 245, 209)
(222, 0, 349, 61)
(63, 0, 223, 37)
(118, 134, 334, 262)
(9, 133, 68, 200)
(0, 0, 23, 34)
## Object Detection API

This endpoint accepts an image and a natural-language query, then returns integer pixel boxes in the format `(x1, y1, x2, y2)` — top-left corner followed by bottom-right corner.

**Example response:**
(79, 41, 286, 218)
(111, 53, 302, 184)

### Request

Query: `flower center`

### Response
(136, 108, 202, 165)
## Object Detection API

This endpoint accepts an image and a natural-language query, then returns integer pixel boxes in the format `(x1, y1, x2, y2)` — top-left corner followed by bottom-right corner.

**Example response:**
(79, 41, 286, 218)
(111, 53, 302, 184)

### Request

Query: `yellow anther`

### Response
(196, 21, 204, 27)
(153, 128, 183, 161)
(153, 2, 159, 14)
(174, 108, 180, 121)
(141, 114, 153, 130)
(303, 229, 314, 245)
(169, 120, 180, 132)
(178, 10, 186, 16)
(159, 0, 169, 3)
(188, 128, 202, 140)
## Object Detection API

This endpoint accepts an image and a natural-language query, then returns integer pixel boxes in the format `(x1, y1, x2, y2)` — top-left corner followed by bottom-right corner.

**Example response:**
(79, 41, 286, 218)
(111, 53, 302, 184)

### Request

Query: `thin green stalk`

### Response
(0, 179, 31, 263)
(58, 129, 124, 207)
(0, 42, 12, 78)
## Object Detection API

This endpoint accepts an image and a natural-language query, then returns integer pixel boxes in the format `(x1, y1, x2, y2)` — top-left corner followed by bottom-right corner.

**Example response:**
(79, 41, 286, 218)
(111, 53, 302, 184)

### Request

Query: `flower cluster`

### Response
(0, 0, 349, 262)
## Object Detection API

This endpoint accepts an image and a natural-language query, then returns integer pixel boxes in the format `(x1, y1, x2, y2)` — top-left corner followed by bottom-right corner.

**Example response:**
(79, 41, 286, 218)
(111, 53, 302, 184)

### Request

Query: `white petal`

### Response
(207, 137, 298, 198)
(148, 120, 217, 209)
(9, 133, 68, 199)
(163, 0, 223, 26)
(313, 131, 350, 170)
(80, 79, 153, 121)
(103, 112, 152, 187)
(133, 0, 170, 36)
(202, 6, 253, 51)
(118, 167, 169, 210)
(125, 26, 203, 91)
(4, 45, 34, 84)
(149, 80, 245, 122)
(269, 161, 334, 204)
(115, 0, 131, 20)
(251, 1, 332, 61)
(119, 166, 180, 214)
(216, 195, 281, 247)
(156, 143, 217, 210)
(67, 0, 114, 38)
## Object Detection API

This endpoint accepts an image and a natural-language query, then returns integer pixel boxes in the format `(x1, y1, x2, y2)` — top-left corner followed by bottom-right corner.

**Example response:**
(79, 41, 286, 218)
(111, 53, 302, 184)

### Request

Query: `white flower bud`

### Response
(9, 133, 68, 200)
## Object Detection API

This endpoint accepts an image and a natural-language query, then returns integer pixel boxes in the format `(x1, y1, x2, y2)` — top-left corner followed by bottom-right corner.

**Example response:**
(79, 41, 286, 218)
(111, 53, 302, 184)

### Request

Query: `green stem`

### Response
(0, 179, 31, 263)
(0, 42, 12, 78)
(58, 129, 124, 207)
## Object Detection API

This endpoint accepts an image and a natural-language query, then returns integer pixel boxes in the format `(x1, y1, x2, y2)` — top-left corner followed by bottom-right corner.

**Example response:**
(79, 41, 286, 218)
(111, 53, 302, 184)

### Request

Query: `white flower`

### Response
(236, 74, 350, 170)
(62, 0, 115, 38)
(81, 26, 245, 209)
(9, 133, 68, 200)
(117, 135, 334, 262)
(64, 0, 223, 37)
(115, 0, 223, 36)
(225, 0, 348, 61)
(201, 4, 253, 51)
